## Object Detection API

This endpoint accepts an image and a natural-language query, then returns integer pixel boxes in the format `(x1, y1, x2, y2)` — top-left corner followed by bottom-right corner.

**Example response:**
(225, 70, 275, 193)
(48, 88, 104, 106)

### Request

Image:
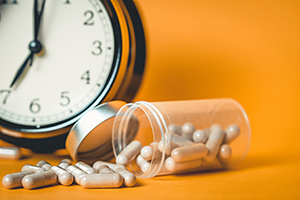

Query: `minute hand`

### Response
(34, 0, 46, 41)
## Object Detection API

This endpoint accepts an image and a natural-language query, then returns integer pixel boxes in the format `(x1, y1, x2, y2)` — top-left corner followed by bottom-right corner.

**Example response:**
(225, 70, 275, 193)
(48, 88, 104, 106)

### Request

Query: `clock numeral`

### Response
(92, 40, 102, 55)
(60, 91, 70, 106)
(84, 10, 94, 26)
(0, 90, 11, 105)
(81, 70, 90, 84)
(1, 0, 18, 4)
(30, 98, 41, 114)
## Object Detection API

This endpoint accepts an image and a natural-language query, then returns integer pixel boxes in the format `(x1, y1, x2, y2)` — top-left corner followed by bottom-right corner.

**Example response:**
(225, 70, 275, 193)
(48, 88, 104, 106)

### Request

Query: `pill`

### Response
(58, 158, 72, 169)
(60, 158, 73, 165)
(66, 165, 86, 184)
(51, 166, 74, 186)
(171, 143, 208, 162)
(42, 164, 53, 171)
(193, 129, 208, 143)
(136, 155, 150, 173)
(36, 160, 53, 171)
(204, 126, 225, 162)
(181, 123, 196, 140)
(0, 146, 21, 159)
(22, 171, 57, 190)
(158, 133, 194, 155)
(21, 164, 46, 173)
(140, 144, 161, 161)
(210, 124, 223, 130)
(115, 167, 137, 187)
(96, 165, 114, 174)
(58, 163, 69, 170)
(80, 173, 123, 188)
(168, 124, 182, 135)
(36, 160, 50, 168)
(203, 128, 211, 137)
(165, 157, 202, 172)
(223, 124, 240, 144)
(116, 140, 142, 166)
(158, 140, 179, 155)
(58, 162, 70, 170)
(218, 144, 232, 166)
(75, 161, 96, 174)
(93, 161, 126, 172)
(2, 171, 34, 189)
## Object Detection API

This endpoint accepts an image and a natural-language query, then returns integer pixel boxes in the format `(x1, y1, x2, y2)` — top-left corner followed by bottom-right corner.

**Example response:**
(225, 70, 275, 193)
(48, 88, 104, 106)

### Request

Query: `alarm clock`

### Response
(0, 0, 146, 152)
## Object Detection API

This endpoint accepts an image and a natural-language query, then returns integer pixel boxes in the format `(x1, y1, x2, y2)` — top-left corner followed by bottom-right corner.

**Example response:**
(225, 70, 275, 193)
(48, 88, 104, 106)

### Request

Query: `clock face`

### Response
(0, 0, 120, 132)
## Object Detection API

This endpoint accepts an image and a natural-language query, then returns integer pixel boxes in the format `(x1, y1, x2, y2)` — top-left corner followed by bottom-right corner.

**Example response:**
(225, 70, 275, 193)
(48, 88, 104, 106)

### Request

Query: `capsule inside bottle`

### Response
(112, 99, 251, 178)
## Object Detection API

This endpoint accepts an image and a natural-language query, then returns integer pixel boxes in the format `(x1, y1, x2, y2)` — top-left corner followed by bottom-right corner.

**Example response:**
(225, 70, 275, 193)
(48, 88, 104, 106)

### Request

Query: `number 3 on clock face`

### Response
(0, 0, 146, 152)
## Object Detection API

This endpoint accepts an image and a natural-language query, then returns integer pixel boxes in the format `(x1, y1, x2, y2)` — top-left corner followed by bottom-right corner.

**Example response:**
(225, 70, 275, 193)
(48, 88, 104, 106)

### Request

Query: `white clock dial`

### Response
(0, 0, 118, 130)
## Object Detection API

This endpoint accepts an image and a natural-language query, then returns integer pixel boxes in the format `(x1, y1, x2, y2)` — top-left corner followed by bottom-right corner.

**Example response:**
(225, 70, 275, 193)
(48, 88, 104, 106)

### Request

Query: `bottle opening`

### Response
(112, 101, 167, 178)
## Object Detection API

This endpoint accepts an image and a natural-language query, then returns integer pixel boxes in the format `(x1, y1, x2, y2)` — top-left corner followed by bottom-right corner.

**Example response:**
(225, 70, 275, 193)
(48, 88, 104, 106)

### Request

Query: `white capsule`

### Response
(96, 165, 114, 174)
(203, 128, 211, 137)
(0, 146, 21, 160)
(21, 164, 46, 173)
(42, 164, 53, 171)
(136, 155, 150, 173)
(115, 167, 136, 187)
(93, 161, 126, 172)
(2, 171, 34, 189)
(51, 166, 74, 186)
(36, 160, 50, 168)
(158, 133, 194, 155)
(22, 171, 57, 190)
(223, 124, 240, 144)
(181, 123, 196, 140)
(193, 129, 208, 143)
(66, 165, 86, 184)
(116, 140, 142, 166)
(80, 173, 123, 188)
(58, 163, 69, 170)
(58, 158, 72, 169)
(158, 140, 178, 155)
(171, 143, 208, 162)
(204, 127, 225, 162)
(75, 161, 96, 174)
(218, 144, 232, 166)
(165, 157, 202, 172)
(36, 161, 53, 171)
(60, 158, 73, 165)
(168, 124, 182, 135)
(210, 124, 223, 130)
(140, 144, 161, 161)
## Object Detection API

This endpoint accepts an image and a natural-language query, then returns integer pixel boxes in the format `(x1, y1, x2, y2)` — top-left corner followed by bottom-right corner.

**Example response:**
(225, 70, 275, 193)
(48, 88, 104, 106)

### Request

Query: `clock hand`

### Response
(10, 53, 33, 88)
(31, 0, 46, 64)
(9, 1, 46, 88)
(10, 40, 43, 88)
(34, 0, 46, 41)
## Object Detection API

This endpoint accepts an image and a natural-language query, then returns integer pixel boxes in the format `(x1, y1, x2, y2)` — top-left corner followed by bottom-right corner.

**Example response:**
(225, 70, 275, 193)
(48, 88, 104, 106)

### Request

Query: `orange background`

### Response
(1, 0, 300, 199)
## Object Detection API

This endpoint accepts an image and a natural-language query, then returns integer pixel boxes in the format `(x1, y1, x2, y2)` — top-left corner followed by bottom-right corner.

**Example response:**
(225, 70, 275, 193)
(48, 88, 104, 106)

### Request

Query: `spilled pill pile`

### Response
(2, 123, 241, 189)
(2, 158, 136, 189)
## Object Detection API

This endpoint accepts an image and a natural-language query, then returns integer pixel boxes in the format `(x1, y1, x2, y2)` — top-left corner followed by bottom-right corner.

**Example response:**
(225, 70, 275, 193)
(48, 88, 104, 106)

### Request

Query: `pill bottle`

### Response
(112, 98, 251, 178)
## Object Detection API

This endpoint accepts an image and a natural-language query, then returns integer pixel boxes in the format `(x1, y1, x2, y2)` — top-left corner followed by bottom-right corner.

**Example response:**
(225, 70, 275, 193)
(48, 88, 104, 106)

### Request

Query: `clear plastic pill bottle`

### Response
(112, 98, 251, 178)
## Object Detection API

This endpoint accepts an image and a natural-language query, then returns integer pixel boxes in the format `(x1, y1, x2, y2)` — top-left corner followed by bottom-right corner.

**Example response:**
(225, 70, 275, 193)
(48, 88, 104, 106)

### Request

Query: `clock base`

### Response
(0, 132, 67, 153)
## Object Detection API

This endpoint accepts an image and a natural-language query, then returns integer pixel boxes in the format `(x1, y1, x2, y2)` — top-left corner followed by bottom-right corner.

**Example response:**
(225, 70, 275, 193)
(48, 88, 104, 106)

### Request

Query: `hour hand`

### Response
(10, 53, 33, 88)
